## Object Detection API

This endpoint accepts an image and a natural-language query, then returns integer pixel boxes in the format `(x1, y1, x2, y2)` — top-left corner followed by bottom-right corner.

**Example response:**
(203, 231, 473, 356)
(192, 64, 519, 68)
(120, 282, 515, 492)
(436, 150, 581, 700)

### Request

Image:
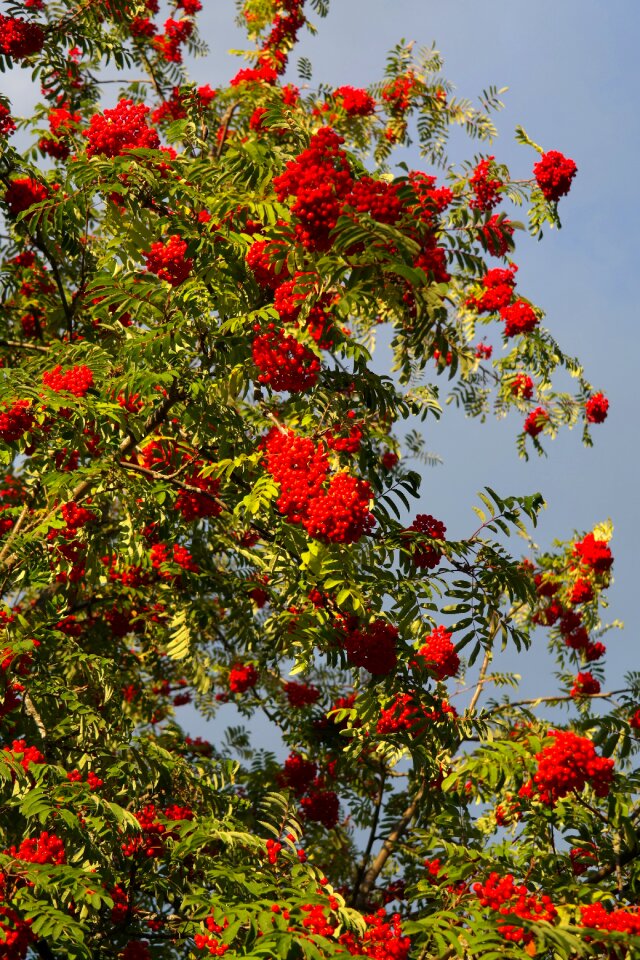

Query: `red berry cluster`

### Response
(84, 99, 160, 157)
(0, 872, 34, 957)
(150, 542, 199, 577)
(406, 514, 446, 570)
(228, 662, 258, 694)
(569, 845, 597, 876)
(8, 831, 66, 865)
(585, 391, 609, 423)
(469, 265, 517, 314)
(376, 693, 455, 736)
(284, 680, 320, 707)
(194, 914, 229, 956)
(304, 473, 375, 544)
(0, 475, 25, 533)
(4, 738, 45, 770)
(501, 300, 538, 338)
(381, 73, 417, 113)
(278, 752, 317, 796)
(472, 872, 557, 945)
(39, 104, 81, 159)
(141, 440, 221, 519)
(0, 103, 16, 137)
(144, 234, 193, 286)
(523, 406, 548, 438)
(263, 428, 374, 544)
(0, 400, 33, 443)
(300, 788, 340, 829)
(42, 364, 94, 396)
(153, 17, 193, 63)
(252, 327, 320, 392)
(3, 177, 48, 217)
(533, 150, 577, 203)
(278, 752, 339, 829)
(273, 127, 354, 251)
(346, 176, 403, 225)
(511, 373, 534, 400)
(332, 85, 376, 117)
(414, 625, 460, 680)
(523, 729, 614, 806)
(573, 533, 613, 573)
(246, 238, 290, 289)
(469, 156, 502, 211)
(0, 15, 45, 59)
(231, 0, 305, 83)
(339, 617, 398, 676)
(581, 902, 640, 936)
(570, 670, 601, 698)
(479, 215, 514, 258)
(263, 429, 329, 521)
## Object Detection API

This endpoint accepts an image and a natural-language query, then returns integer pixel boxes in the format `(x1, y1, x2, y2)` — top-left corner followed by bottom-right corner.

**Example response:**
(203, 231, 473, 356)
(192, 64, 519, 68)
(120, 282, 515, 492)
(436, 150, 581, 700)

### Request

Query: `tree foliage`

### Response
(0, 0, 636, 958)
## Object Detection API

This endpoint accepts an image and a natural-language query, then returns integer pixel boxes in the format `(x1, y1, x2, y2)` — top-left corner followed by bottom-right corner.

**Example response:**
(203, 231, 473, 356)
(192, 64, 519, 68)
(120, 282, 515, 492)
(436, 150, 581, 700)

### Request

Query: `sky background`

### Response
(8, 0, 638, 735)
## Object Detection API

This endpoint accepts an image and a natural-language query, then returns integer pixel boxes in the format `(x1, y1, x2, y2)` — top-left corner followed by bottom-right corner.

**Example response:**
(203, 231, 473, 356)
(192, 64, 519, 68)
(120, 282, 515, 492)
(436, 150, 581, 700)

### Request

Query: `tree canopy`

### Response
(0, 1, 637, 959)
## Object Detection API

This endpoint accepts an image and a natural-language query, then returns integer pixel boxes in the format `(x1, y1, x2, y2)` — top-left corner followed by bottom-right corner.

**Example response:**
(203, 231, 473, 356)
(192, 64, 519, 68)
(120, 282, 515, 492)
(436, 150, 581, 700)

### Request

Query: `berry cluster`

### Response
(469, 156, 502, 211)
(472, 872, 557, 945)
(153, 17, 194, 63)
(469, 265, 518, 314)
(228, 663, 258, 693)
(406, 514, 446, 570)
(479, 215, 514, 258)
(150, 542, 199, 577)
(333, 85, 376, 117)
(381, 73, 417, 113)
(346, 176, 403, 226)
(0, 872, 34, 957)
(0, 400, 33, 443)
(0, 103, 16, 137)
(39, 104, 81, 159)
(340, 617, 398, 676)
(144, 234, 193, 287)
(523, 407, 548, 438)
(570, 670, 601, 698)
(533, 150, 577, 203)
(263, 428, 374, 544)
(501, 299, 539, 338)
(0, 15, 44, 59)
(376, 693, 455, 735)
(252, 327, 320, 392)
(524, 729, 614, 806)
(194, 914, 229, 956)
(585, 391, 609, 423)
(42, 364, 94, 396)
(278, 752, 339, 829)
(84, 99, 160, 157)
(510, 373, 534, 400)
(284, 680, 320, 707)
(3, 177, 48, 217)
(246, 238, 290, 289)
(304, 473, 375, 544)
(414, 625, 460, 680)
(573, 533, 613, 573)
(8, 831, 66, 865)
(580, 902, 640, 936)
(273, 127, 354, 251)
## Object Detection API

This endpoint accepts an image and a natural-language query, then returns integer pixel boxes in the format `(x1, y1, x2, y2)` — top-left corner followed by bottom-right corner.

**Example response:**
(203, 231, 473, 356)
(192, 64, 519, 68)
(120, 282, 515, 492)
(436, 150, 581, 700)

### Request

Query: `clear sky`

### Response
(8, 0, 637, 719)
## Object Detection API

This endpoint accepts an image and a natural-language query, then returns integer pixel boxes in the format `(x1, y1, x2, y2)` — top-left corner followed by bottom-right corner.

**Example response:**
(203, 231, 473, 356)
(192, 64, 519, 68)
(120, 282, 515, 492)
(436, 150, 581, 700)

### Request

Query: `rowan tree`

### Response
(0, 1, 638, 958)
